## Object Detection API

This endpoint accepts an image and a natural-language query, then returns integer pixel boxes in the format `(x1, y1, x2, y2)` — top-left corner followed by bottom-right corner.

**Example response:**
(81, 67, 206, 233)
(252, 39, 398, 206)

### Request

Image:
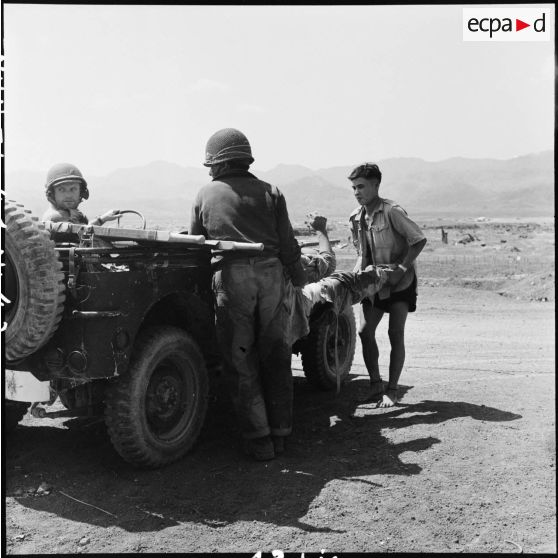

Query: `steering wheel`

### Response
(114, 210, 147, 230)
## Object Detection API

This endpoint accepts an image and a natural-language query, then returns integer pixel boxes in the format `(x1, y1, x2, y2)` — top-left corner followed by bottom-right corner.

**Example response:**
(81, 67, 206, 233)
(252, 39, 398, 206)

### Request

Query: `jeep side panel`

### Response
(9, 262, 216, 382)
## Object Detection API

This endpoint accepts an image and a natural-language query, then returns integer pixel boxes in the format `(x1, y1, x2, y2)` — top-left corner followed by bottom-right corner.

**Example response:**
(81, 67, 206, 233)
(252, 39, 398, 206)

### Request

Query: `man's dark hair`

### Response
(348, 163, 382, 184)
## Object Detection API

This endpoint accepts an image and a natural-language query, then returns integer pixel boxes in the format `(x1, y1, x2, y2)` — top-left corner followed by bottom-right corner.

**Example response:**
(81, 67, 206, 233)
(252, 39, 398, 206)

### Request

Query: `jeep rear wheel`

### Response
(104, 326, 209, 468)
(301, 304, 357, 391)
(4, 200, 65, 361)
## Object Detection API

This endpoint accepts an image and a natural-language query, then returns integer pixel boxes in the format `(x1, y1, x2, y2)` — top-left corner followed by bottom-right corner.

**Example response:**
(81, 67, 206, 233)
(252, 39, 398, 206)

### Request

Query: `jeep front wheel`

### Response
(301, 304, 357, 391)
(104, 326, 209, 468)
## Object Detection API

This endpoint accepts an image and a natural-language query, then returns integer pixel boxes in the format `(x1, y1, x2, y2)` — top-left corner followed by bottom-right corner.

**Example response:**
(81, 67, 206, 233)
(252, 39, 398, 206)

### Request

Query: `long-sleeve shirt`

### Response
(190, 169, 303, 273)
(301, 249, 336, 284)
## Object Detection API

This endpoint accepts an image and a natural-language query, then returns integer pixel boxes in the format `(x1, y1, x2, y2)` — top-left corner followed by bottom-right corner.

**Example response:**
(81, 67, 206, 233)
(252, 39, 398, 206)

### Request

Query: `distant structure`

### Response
(441, 228, 448, 244)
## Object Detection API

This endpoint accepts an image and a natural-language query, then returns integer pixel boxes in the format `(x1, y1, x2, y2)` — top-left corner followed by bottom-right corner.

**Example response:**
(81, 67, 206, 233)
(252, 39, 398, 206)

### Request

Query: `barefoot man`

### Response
(348, 163, 426, 407)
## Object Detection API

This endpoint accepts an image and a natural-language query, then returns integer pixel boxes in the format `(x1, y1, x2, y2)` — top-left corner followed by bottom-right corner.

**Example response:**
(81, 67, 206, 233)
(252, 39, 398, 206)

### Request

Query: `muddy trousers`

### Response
(213, 257, 293, 439)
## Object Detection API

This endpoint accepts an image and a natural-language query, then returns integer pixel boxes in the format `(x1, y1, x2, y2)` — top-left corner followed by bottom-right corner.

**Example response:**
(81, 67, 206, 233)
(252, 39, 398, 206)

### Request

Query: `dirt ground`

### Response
(4, 284, 555, 554)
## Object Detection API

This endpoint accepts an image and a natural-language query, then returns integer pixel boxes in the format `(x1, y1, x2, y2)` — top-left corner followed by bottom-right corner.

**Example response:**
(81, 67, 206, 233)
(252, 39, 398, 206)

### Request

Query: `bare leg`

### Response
(377, 300, 408, 408)
(358, 300, 385, 401)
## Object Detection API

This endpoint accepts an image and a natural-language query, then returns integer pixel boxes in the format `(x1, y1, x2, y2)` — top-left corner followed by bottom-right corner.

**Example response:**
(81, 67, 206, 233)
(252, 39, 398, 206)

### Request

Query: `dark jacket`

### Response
(190, 169, 306, 284)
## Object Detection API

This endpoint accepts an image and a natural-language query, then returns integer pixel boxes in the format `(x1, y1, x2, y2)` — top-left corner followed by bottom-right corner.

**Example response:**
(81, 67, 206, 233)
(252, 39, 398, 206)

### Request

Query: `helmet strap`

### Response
(46, 187, 86, 207)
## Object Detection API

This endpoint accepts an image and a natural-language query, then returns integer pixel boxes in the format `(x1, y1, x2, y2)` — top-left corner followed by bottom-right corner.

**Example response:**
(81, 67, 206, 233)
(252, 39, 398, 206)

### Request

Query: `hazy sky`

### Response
(3, 4, 555, 176)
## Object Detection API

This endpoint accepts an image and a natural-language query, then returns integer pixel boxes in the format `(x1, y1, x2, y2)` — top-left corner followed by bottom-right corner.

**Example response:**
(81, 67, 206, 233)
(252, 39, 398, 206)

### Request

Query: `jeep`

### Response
(3, 200, 356, 468)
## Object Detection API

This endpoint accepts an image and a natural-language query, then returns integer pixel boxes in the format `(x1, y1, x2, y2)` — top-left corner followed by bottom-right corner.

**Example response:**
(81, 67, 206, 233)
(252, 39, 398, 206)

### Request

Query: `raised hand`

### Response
(304, 212, 327, 233)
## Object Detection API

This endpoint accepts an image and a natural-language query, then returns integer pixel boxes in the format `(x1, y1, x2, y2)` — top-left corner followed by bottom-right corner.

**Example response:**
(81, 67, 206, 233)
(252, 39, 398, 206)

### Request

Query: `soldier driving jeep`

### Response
(42, 162, 120, 226)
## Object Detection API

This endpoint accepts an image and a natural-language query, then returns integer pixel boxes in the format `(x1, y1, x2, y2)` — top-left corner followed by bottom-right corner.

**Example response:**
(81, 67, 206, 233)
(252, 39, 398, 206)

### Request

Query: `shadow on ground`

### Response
(5, 376, 521, 533)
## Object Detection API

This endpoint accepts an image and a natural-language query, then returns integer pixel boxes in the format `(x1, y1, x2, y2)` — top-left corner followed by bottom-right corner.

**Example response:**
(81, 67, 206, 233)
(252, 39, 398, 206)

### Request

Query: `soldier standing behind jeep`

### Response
(190, 128, 306, 461)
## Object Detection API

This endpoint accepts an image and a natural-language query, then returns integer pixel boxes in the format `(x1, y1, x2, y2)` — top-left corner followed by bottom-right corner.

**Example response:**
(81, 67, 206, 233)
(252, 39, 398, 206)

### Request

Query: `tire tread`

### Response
(104, 326, 209, 468)
(301, 305, 357, 391)
(5, 200, 65, 360)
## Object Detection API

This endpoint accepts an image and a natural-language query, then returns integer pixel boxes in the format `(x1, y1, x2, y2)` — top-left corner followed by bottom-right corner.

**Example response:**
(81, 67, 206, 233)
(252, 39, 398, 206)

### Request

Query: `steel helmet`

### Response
(45, 163, 89, 201)
(203, 128, 254, 167)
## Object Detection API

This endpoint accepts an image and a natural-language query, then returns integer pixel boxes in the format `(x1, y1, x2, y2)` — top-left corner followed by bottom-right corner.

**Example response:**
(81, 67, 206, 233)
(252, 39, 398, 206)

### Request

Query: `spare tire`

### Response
(4, 200, 66, 361)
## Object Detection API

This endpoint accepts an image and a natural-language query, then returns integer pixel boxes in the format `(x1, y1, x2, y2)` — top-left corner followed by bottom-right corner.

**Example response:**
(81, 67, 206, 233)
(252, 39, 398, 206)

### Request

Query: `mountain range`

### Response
(4, 151, 553, 228)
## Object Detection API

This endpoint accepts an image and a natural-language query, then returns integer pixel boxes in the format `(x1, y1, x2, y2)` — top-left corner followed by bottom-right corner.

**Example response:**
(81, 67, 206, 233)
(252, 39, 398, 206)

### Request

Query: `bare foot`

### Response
(359, 381, 384, 403)
(377, 389, 398, 408)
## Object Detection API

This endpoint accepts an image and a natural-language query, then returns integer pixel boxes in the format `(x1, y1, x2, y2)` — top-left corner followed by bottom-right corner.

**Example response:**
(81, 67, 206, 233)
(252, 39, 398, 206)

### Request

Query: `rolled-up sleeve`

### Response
(389, 206, 425, 246)
(302, 250, 336, 283)
(318, 251, 336, 279)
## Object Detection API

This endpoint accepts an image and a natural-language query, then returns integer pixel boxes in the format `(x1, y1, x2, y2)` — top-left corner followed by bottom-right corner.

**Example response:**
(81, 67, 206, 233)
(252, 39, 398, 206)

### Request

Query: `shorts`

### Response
(370, 274, 417, 313)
